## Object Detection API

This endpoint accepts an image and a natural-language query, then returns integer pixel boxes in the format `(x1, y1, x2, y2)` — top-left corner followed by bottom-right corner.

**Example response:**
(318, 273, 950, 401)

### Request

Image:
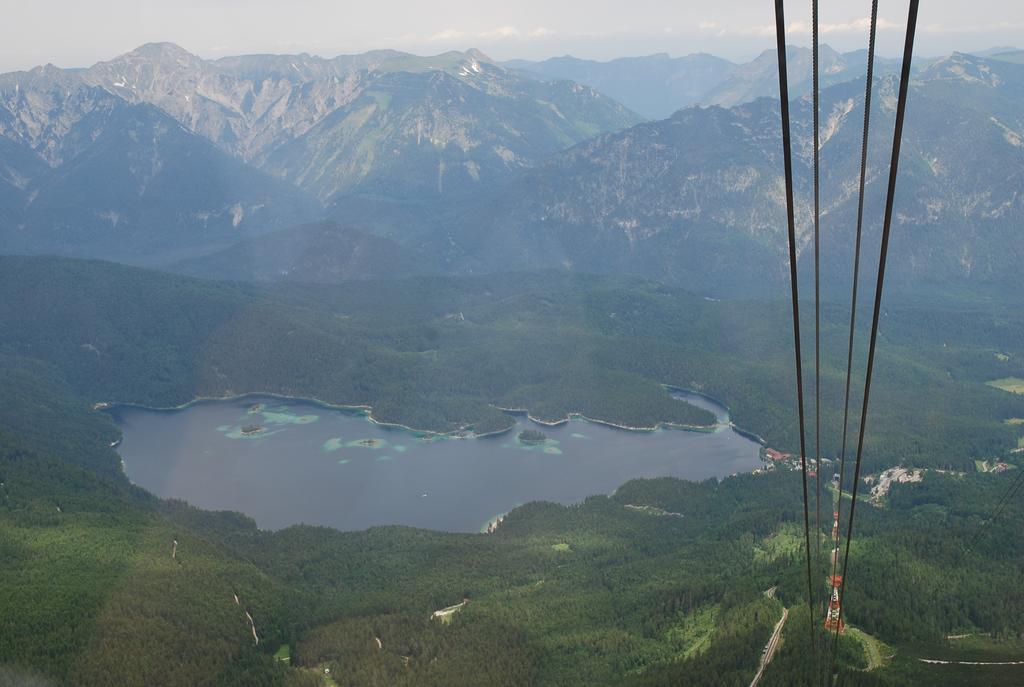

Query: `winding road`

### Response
(750, 607, 788, 687)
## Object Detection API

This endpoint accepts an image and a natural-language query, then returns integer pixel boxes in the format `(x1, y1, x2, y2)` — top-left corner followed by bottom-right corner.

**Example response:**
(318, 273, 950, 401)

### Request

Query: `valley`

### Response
(1, 26, 1023, 687)
(0, 254, 1020, 686)
(4, 256, 1022, 477)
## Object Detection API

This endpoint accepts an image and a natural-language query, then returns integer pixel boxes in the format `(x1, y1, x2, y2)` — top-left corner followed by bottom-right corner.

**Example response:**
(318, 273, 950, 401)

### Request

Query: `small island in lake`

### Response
(241, 424, 265, 436)
(356, 438, 383, 448)
(518, 429, 548, 444)
(248, 403, 264, 414)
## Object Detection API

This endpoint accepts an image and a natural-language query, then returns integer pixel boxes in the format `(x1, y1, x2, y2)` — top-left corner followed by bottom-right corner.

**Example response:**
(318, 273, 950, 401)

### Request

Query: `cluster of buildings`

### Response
(755, 447, 830, 477)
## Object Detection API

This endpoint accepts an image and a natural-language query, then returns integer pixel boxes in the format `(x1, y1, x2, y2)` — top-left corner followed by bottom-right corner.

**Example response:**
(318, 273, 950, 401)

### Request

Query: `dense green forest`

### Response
(2, 422, 1022, 685)
(2, 255, 1023, 473)
(1, 255, 1023, 685)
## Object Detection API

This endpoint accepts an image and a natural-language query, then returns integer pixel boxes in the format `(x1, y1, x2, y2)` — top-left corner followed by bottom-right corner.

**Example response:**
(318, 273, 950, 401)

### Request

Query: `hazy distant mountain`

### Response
(507, 45, 908, 116)
(505, 53, 736, 119)
(81, 42, 367, 163)
(82, 43, 641, 203)
(437, 53, 1024, 299)
(970, 46, 1022, 58)
(702, 44, 907, 108)
(262, 51, 641, 203)
(0, 65, 313, 263)
(3, 44, 1021, 298)
(0, 43, 639, 261)
(173, 221, 435, 282)
(989, 49, 1024, 65)
(0, 136, 46, 226)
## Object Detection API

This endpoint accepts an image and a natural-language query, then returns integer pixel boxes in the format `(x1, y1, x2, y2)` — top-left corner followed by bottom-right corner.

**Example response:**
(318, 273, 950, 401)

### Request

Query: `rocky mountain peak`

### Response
(0, 62, 80, 92)
(923, 52, 1006, 87)
(462, 48, 495, 64)
(120, 42, 203, 65)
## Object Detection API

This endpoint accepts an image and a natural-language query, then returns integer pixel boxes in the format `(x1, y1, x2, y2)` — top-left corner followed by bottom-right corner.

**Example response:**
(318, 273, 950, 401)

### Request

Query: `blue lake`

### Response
(111, 392, 760, 532)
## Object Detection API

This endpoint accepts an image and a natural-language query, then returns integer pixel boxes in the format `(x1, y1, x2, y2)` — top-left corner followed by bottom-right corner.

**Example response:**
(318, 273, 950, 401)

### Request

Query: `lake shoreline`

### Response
(111, 391, 763, 534)
(98, 392, 451, 438)
(99, 386, 762, 448)
(520, 411, 719, 434)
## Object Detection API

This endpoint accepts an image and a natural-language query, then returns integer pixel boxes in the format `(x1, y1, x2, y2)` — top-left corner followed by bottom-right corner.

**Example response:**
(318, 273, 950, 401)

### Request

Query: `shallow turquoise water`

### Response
(111, 393, 758, 533)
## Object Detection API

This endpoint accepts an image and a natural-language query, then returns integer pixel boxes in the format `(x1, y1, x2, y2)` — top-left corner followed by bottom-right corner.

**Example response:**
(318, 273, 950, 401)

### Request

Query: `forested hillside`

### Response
(0, 257, 1022, 685)
(2, 256, 1023, 473)
(172, 221, 438, 283)
(2, 423, 1021, 686)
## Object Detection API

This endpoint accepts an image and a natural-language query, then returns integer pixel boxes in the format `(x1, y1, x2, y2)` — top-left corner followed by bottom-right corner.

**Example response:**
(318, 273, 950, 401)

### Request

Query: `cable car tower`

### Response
(824, 575, 845, 634)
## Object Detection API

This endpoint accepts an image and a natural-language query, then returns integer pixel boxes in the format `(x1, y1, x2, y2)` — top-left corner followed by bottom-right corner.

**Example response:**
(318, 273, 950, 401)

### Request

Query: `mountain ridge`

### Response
(505, 44, 911, 117)
(0, 69, 315, 263)
(79, 42, 641, 199)
(3, 45, 1022, 302)
(422, 52, 1024, 300)
(0, 42, 640, 261)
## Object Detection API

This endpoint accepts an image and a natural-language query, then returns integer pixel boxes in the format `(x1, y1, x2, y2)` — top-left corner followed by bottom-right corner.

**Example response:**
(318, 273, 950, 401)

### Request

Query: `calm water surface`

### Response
(111, 392, 759, 532)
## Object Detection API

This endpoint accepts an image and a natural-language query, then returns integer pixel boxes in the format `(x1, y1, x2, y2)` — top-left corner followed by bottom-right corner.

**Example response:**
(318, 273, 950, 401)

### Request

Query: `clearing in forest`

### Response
(986, 377, 1024, 394)
(431, 599, 468, 624)
(847, 627, 894, 671)
(667, 605, 718, 659)
(754, 524, 805, 564)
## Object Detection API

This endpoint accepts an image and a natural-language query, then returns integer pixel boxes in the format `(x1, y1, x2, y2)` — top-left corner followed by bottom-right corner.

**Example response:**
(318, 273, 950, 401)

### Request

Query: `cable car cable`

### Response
(812, 0, 824, 631)
(831, 1, 920, 678)
(772, 0, 818, 665)
(827, 0, 878, 673)
(967, 468, 1024, 553)
(988, 471, 1024, 525)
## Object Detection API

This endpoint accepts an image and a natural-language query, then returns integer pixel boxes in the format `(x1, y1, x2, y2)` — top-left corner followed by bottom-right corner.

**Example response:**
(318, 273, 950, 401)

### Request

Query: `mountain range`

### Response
(83, 44, 640, 203)
(435, 52, 1024, 299)
(507, 45, 1024, 119)
(0, 61, 315, 263)
(506, 44, 908, 118)
(1, 44, 1022, 301)
(0, 43, 638, 263)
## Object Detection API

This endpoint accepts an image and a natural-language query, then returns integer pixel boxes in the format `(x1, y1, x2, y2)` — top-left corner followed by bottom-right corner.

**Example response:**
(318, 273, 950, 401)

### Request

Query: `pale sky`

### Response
(1, 0, 1022, 73)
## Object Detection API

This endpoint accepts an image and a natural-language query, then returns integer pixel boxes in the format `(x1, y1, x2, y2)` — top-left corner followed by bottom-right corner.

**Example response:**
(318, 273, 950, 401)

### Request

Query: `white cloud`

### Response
(921, 21, 1024, 34)
(428, 28, 465, 42)
(736, 23, 775, 37)
(478, 26, 519, 40)
(734, 17, 903, 37)
(698, 21, 718, 31)
(529, 27, 555, 38)
(795, 18, 903, 34)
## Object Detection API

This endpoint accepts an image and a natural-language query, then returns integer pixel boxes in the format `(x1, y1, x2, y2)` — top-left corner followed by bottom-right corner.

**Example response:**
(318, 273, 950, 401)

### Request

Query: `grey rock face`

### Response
(0, 59, 315, 263)
(82, 43, 368, 162)
(0, 43, 638, 262)
(78, 43, 640, 202)
(443, 53, 1024, 299)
